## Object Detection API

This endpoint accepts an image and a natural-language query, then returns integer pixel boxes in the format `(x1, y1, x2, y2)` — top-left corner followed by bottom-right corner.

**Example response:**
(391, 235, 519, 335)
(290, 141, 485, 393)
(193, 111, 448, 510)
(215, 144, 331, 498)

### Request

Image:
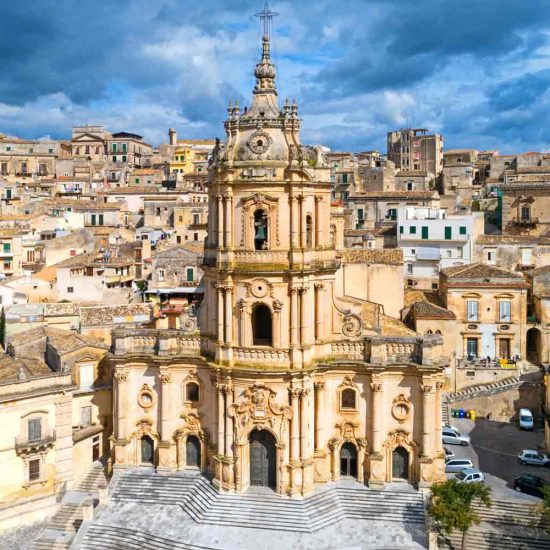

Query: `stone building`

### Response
(109, 30, 446, 495)
(387, 128, 443, 175)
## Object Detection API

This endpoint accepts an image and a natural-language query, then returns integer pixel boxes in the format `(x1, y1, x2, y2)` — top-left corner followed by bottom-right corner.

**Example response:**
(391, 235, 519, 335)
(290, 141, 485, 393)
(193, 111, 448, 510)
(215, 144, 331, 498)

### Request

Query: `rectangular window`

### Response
(79, 364, 94, 389)
(112, 156, 117, 162)
(421, 226, 429, 239)
(186, 267, 194, 282)
(91, 214, 96, 226)
(80, 406, 92, 427)
(98, 214, 104, 226)
(122, 143, 127, 152)
(158, 269, 165, 281)
(3, 243, 10, 253)
(444, 226, 452, 240)
(29, 459, 40, 482)
(112, 143, 117, 152)
(521, 248, 533, 265)
(67, 286, 74, 293)
(459, 226, 467, 235)
(466, 300, 479, 321)
(407, 264, 413, 274)
(26, 250, 35, 262)
(467, 338, 478, 357)
(1, 162, 7, 174)
(486, 250, 496, 264)
(410, 226, 416, 234)
(135, 178, 139, 184)
(28, 418, 42, 442)
(342, 173, 348, 184)
(357, 208, 364, 220)
(122, 155, 127, 162)
(3, 262, 11, 270)
(499, 300, 511, 322)
(193, 213, 200, 225)
(400, 226, 404, 234)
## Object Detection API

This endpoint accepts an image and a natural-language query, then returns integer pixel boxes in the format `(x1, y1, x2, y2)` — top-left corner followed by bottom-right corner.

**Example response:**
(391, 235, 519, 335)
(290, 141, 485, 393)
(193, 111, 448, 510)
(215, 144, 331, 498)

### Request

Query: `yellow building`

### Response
(169, 140, 216, 179)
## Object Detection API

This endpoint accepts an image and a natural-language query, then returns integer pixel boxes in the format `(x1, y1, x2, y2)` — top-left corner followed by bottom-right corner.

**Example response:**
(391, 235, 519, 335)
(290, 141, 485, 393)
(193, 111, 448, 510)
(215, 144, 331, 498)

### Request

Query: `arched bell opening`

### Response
(254, 209, 268, 250)
(252, 304, 272, 346)
(306, 215, 313, 249)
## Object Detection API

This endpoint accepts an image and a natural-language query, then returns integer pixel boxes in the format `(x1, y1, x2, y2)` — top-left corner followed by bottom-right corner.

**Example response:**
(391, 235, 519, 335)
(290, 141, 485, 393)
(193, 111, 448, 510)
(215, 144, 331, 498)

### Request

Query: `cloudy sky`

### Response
(1, 0, 550, 153)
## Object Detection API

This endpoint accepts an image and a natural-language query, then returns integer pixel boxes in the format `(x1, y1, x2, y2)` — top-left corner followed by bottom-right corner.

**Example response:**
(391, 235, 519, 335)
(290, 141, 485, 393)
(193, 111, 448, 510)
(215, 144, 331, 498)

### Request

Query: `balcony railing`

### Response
(15, 430, 56, 453)
(508, 218, 539, 227)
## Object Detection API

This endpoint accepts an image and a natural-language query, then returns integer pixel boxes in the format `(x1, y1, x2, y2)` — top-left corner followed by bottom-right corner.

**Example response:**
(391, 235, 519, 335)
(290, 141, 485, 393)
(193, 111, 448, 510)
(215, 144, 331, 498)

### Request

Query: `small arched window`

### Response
(521, 204, 531, 221)
(426, 329, 433, 334)
(186, 382, 200, 402)
(341, 388, 356, 410)
(435, 330, 442, 335)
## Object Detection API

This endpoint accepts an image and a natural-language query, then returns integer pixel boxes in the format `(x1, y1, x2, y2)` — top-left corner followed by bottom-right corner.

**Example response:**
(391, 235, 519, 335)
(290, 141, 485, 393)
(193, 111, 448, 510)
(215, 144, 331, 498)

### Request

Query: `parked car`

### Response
(518, 450, 550, 467)
(444, 447, 454, 459)
(513, 474, 549, 498)
(442, 428, 470, 446)
(519, 408, 534, 430)
(442, 423, 460, 436)
(456, 468, 485, 483)
(445, 458, 474, 473)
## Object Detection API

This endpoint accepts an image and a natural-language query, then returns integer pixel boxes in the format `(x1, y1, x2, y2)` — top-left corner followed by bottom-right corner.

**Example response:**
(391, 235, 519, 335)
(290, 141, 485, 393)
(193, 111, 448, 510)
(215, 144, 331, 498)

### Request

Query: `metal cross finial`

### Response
(255, 2, 278, 38)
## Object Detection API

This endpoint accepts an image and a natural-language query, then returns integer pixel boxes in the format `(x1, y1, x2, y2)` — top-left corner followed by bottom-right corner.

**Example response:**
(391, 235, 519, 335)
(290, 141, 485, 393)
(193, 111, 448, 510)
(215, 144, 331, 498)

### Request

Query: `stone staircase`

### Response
(437, 497, 550, 549)
(442, 397, 450, 425)
(29, 503, 82, 550)
(108, 471, 425, 533)
(73, 462, 108, 493)
(81, 525, 220, 550)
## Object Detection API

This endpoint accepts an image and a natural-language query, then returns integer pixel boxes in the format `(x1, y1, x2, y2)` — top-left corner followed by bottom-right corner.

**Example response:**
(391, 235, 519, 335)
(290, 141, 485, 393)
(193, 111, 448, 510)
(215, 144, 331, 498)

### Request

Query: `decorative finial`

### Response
(255, 2, 279, 39)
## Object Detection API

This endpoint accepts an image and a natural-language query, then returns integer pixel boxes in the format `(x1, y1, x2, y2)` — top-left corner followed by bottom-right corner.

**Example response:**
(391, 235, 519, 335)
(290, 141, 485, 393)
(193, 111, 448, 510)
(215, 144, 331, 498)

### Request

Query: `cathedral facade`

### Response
(110, 28, 446, 496)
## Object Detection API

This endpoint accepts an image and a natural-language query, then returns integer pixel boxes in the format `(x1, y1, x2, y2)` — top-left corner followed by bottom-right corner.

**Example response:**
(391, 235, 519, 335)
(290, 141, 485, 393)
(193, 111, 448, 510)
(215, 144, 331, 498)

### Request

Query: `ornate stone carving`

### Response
(272, 299, 283, 312)
(114, 369, 128, 383)
(391, 394, 411, 424)
(180, 310, 197, 333)
(247, 131, 272, 155)
(335, 419, 360, 441)
(159, 372, 172, 385)
(342, 314, 362, 337)
(422, 384, 433, 394)
(384, 429, 417, 450)
(138, 384, 154, 409)
(314, 380, 325, 391)
(229, 384, 292, 446)
(370, 380, 383, 392)
(249, 278, 271, 299)
(338, 375, 358, 390)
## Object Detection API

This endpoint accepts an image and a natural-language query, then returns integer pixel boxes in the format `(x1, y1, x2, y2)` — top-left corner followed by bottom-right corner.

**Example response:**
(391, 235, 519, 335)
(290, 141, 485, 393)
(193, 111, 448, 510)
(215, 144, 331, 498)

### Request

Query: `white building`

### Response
(397, 206, 484, 290)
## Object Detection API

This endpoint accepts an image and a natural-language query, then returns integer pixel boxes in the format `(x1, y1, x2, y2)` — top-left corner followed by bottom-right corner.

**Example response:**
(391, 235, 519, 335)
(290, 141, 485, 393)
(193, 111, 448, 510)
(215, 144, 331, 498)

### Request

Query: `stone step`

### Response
(81, 524, 219, 550)
(473, 498, 545, 527)
(439, 527, 550, 550)
(46, 504, 82, 532)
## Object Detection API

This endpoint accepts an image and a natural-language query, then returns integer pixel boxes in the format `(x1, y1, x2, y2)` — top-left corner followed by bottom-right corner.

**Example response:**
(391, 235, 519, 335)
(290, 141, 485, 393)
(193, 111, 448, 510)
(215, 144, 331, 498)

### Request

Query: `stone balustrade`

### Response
(112, 329, 200, 357)
(233, 347, 290, 363)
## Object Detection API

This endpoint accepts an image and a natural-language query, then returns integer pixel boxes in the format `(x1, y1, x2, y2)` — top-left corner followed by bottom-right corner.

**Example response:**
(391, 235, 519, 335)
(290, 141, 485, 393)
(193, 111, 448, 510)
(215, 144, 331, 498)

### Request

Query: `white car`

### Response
(518, 450, 550, 467)
(442, 428, 470, 446)
(442, 423, 460, 436)
(456, 468, 485, 484)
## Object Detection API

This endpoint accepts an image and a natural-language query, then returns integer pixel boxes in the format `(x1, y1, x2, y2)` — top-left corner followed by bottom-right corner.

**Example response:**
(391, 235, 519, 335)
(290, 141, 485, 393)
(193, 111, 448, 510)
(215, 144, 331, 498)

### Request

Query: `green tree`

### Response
(537, 485, 550, 533)
(429, 479, 492, 550)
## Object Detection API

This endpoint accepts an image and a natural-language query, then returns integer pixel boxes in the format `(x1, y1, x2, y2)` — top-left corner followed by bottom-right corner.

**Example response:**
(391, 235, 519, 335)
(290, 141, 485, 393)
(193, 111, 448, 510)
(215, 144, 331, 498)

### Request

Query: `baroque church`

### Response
(110, 15, 446, 496)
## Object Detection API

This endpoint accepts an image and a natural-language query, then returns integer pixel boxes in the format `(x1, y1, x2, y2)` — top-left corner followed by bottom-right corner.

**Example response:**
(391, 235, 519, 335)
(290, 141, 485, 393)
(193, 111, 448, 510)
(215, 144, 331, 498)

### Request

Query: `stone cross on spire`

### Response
(255, 2, 278, 38)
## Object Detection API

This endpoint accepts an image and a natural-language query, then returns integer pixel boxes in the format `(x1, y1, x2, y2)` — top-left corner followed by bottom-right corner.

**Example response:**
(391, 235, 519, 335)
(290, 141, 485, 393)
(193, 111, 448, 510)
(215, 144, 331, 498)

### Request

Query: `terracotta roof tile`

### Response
(410, 301, 456, 320)
(342, 248, 403, 265)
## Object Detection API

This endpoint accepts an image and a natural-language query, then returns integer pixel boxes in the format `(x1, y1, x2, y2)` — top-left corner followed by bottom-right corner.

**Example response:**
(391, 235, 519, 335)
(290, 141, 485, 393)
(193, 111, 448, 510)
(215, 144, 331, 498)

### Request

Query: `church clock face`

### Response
(247, 131, 272, 154)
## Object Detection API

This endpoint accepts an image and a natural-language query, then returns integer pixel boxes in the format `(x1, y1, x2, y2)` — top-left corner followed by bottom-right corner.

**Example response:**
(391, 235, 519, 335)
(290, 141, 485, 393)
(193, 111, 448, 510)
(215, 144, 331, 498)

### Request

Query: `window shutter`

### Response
(444, 226, 452, 240)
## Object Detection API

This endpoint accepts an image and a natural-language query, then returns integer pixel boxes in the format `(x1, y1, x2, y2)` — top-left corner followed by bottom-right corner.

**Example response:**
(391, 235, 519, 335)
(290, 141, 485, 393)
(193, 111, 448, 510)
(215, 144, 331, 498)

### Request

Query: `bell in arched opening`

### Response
(254, 209, 268, 250)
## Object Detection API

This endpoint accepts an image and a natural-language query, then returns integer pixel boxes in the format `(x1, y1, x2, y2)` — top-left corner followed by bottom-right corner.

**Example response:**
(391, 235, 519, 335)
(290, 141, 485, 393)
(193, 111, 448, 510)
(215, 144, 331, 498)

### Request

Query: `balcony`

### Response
(188, 223, 208, 230)
(15, 430, 56, 454)
(508, 217, 539, 228)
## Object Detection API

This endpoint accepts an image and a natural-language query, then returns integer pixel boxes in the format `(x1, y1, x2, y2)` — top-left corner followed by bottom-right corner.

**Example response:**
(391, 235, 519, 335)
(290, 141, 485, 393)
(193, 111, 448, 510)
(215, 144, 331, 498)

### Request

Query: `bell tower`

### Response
(201, 3, 338, 369)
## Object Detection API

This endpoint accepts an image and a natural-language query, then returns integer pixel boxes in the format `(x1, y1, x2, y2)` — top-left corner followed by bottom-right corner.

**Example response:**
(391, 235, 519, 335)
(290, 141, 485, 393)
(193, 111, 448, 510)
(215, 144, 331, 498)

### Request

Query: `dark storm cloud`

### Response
(0, 0, 550, 152)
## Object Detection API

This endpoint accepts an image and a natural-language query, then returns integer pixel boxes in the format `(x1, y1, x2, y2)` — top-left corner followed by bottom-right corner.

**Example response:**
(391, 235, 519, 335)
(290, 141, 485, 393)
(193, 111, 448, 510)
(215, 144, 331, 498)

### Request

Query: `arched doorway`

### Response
(254, 209, 268, 250)
(252, 304, 272, 346)
(186, 435, 201, 468)
(527, 327, 541, 364)
(340, 443, 357, 477)
(249, 430, 276, 488)
(392, 446, 409, 480)
(141, 435, 154, 464)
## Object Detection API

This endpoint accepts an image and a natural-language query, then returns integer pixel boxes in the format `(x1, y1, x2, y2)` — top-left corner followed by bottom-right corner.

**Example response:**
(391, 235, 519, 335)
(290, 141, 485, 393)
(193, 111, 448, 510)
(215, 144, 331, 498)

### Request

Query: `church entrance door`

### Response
(340, 443, 357, 477)
(392, 446, 409, 480)
(141, 435, 154, 464)
(249, 430, 276, 488)
(186, 435, 201, 468)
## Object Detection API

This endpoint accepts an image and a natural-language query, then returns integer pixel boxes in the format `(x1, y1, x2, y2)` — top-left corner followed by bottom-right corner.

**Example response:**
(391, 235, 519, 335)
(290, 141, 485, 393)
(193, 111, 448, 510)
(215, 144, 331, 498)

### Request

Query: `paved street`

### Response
(445, 417, 550, 501)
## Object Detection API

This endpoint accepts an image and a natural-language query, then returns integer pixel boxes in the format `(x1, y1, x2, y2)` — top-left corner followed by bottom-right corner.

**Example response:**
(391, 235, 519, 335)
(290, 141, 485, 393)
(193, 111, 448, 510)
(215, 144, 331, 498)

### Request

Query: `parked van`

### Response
(519, 408, 534, 430)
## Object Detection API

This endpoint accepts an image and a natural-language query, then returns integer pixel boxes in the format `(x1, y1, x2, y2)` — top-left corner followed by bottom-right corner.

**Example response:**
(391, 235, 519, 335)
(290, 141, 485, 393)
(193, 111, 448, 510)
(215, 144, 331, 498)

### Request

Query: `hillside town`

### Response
(1, 6, 550, 550)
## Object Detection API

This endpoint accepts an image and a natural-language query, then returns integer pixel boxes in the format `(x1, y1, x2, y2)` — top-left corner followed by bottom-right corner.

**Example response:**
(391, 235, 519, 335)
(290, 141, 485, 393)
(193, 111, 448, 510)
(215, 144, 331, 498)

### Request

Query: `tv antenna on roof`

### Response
(255, 2, 279, 38)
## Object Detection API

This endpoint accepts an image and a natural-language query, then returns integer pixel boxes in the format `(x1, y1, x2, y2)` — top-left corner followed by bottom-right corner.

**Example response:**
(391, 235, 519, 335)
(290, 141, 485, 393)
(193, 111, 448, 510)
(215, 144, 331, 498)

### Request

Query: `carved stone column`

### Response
(435, 381, 444, 454)
(224, 385, 234, 458)
(357, 438, 367, 483)
(314, 283, 325, 342)
(300, 287, 309, 346)
(216, 284, 224, 344)
(370, 378, 384, 455)
(217, 195, 223, 248)
(113, 367, 129, 468)
(224, 285, 233, 345)
(421, 383, 434, 458)
(224, 194, 232, 249)
(158, 370, 175, 470)
(290, 287, 299, 347)
(289, 387, 301, 495)
(299, 196, 306, 248)
(217, 384, 225, 455)
(238, 299, 247, 347)
(299, 388, 310, 459)
(329, 438, 341, 481)
(314, 195, 322, 248)
(314, 381, 325, 452)
(290, 197, 299, 249)
(273, 300, 283, 349)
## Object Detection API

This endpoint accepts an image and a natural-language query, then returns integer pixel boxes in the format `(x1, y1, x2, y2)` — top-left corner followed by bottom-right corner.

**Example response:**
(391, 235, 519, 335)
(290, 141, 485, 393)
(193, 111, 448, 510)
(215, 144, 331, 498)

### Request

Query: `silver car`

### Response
(518, 450, 550, 467)
(442, 429, 470, 446)
(445, 458, 474, 473)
